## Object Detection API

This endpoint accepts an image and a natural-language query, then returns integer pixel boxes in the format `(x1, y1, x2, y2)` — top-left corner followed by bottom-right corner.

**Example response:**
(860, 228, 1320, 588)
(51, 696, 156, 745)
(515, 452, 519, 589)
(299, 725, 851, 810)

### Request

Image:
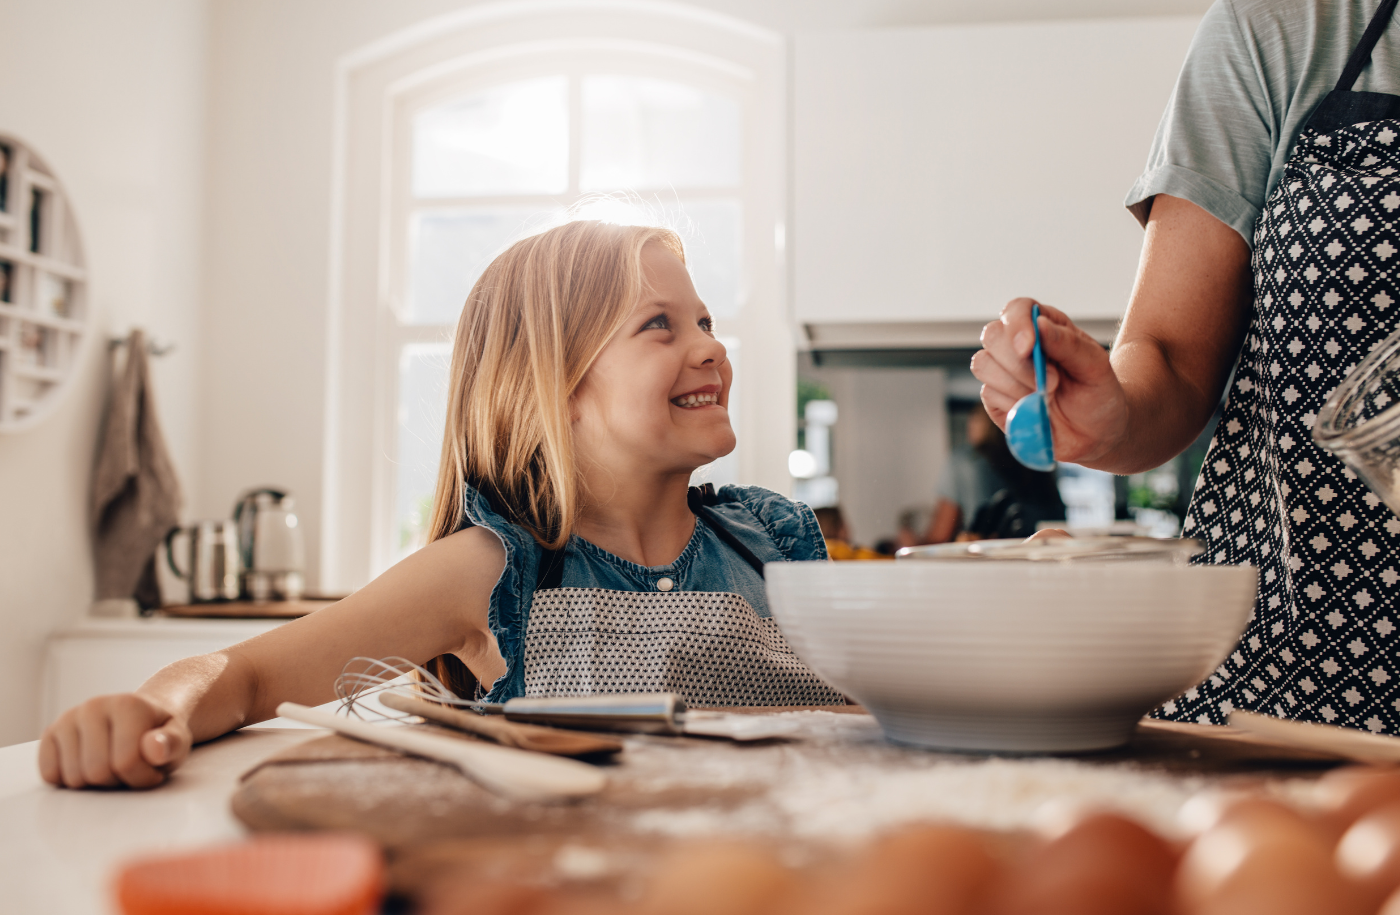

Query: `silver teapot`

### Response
(164, 520, 240, 603)
(233, 488, 305, 601)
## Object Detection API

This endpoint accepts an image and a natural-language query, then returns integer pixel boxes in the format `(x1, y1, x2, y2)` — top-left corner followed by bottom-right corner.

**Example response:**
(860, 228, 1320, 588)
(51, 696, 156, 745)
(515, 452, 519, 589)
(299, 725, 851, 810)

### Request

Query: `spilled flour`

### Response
(617, 711, 1267, 845)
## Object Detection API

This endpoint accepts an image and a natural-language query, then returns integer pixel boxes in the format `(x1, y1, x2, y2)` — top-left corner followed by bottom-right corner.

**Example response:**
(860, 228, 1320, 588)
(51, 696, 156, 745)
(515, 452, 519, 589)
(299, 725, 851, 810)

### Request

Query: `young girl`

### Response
(40, 220, 842, 790)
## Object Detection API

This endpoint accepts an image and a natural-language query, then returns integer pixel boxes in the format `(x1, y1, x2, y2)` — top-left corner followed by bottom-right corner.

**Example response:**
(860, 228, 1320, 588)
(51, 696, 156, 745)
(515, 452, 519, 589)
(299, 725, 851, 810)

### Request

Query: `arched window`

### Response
(326, 4, 787, 586)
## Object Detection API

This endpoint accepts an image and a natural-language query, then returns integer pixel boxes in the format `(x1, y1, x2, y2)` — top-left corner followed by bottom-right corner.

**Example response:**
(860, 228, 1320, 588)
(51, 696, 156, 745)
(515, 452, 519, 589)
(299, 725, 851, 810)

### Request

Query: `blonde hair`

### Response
(426, 219, 686, 551)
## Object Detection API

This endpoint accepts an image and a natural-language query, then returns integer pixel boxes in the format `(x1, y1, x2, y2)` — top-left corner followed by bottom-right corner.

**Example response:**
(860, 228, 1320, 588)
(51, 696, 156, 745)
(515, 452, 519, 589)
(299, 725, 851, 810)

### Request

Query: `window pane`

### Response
(580, 76, 741, 191)
(678, 198, 742, 319)
(406, 207, 563, 325)
(413, 77, 569, 197)
(395, 343, 452, 560)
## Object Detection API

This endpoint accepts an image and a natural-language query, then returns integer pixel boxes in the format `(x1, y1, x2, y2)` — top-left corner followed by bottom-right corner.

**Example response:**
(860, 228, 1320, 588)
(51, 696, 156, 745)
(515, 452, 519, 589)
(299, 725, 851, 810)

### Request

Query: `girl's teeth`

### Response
(674, 393, 716, 407)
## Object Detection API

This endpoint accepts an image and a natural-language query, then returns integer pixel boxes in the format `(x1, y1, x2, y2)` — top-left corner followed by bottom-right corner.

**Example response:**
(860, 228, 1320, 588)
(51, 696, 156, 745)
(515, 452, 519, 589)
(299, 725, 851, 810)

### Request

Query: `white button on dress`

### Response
(656, 577, 674, 592)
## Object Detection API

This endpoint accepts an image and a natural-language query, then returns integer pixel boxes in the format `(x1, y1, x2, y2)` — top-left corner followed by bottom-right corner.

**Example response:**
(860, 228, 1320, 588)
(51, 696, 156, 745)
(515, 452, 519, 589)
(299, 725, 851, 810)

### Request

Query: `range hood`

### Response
(802, 320, 1118, 368)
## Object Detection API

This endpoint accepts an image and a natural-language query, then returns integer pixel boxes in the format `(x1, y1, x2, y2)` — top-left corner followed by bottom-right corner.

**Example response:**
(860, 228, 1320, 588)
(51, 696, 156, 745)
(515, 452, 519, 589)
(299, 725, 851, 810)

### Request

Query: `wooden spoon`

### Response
(275, 702, 607, 803)
(378, 692, 623, 757)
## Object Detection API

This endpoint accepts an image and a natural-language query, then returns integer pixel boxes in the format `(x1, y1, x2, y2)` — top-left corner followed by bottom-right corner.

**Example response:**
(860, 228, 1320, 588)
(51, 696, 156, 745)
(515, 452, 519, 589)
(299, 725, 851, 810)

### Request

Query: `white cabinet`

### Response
(41, 618, 287, 728)
(794, 17, 1200, 333)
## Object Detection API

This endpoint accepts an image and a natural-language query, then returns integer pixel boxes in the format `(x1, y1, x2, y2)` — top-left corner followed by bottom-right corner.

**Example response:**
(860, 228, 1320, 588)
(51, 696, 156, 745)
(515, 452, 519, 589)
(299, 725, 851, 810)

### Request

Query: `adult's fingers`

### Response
(981, 384, 1017, 428)
(970, 348, 1034, 403)
(76, 702, 118, 788)
(1036, 310, 1110, 383)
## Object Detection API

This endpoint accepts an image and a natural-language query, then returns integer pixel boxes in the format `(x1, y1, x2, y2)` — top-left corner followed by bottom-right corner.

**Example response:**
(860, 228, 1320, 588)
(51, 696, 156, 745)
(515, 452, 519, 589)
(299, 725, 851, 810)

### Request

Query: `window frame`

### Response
(327, 4, 789, 590)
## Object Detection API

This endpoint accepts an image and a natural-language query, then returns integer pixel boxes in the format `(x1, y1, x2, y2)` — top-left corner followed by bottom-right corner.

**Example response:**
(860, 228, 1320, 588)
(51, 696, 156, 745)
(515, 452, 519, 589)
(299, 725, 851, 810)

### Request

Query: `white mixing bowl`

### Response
(766, 550, 1256, 753)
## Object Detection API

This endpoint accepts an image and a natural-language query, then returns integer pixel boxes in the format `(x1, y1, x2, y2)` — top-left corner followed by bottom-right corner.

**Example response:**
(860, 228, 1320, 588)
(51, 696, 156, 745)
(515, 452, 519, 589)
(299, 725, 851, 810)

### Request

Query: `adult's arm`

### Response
(37, 525, 506, 789)
(972, 193, 1254, 474)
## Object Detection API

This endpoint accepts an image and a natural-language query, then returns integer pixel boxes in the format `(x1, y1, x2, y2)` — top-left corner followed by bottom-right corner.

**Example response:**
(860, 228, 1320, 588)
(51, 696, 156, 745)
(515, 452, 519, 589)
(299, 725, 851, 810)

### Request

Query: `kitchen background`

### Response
(0, 0, 1215, 748)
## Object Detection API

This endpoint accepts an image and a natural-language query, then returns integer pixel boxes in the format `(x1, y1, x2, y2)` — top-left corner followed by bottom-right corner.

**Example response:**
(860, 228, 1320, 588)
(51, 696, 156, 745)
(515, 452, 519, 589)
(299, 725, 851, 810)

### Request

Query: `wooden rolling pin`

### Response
(378, 692, 623, 757)
(1230, 709, 1400, 764)
(275, 702, 607, 803)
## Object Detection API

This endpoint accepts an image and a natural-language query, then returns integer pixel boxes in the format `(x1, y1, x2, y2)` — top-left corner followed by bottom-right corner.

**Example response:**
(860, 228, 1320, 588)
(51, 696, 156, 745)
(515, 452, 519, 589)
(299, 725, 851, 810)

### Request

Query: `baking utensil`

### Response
(481, 693, 802, 741)
(897, 536, 1203, 564)
(164, 521, 241, 603)
(378, 692, 623, 756)
(1230, 710, 1400, 764)
(765, 558, 1255, 753)
(274, 702, 607, 802)
(1005, 303, 1056, 472)
(1315, 323, 1400, 515)
(331, 657, 800, 742)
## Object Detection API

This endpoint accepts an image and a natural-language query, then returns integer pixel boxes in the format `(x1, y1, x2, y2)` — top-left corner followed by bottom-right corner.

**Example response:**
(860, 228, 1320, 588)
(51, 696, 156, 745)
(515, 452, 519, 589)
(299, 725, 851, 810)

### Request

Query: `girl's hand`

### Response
(972, 298, 1130, 466)
(38, 693, 192, 789)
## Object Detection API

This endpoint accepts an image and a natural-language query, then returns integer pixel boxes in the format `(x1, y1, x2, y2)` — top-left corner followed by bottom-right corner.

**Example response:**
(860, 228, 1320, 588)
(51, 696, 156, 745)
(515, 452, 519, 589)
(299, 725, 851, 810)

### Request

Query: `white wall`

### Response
(199, 0, 1212, 596)
(0, 0, 1213, 746)
(0, 0, 209, 746)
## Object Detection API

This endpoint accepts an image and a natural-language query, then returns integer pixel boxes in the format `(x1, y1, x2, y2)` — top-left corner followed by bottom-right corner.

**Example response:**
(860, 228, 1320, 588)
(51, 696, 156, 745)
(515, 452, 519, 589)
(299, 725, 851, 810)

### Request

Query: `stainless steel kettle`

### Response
(164, 521, 241, 603)
(233, 488, 306, 601)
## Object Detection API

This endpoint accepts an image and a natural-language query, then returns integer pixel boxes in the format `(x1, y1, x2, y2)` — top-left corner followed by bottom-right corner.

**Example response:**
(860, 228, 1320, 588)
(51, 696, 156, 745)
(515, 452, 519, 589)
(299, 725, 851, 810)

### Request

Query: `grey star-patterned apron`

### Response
(521, 486, 845, 707)
(1165, 0, 1400, 732)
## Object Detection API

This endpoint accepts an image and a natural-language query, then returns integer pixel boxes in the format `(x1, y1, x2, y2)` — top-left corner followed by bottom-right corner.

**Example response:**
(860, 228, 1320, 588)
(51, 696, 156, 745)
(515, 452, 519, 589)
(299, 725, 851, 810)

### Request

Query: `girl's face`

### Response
(572, 242, 736, 476)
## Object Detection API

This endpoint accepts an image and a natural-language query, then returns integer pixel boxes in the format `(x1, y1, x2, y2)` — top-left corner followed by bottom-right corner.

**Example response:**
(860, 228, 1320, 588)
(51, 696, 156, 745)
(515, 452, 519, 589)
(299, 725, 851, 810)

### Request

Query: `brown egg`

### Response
(987, 812, 1178, 915)
(635, 840, 796, 915)
(1314, 767, 1400, 839)
(1336, 800, 1400, 910)
(1181, 791, 1329, 836)
(417, 879, 550, 915)
(1176, 815, 1363, 915)
(798, 824, 1002, 915)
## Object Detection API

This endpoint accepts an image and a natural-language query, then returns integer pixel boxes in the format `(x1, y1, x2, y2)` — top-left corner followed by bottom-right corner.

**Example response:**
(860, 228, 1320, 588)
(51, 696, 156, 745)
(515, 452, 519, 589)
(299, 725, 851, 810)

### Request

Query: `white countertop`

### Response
(0, 727, 325, 915)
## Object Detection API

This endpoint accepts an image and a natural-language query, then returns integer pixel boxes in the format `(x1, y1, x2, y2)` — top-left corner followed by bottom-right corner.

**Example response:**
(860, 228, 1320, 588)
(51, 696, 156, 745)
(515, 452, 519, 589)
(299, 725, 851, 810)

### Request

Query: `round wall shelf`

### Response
(0, 135, 89, 433)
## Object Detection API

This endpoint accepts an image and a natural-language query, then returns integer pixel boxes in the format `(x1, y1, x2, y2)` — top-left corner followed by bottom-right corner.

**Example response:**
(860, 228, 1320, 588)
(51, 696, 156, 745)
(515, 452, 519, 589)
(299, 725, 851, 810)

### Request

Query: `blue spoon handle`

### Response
(1031, 303, 1046, 393)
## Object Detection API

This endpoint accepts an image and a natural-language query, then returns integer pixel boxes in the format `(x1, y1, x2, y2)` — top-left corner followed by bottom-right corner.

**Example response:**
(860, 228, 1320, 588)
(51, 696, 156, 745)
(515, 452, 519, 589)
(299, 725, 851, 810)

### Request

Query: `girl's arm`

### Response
(38, 525, 506, 789)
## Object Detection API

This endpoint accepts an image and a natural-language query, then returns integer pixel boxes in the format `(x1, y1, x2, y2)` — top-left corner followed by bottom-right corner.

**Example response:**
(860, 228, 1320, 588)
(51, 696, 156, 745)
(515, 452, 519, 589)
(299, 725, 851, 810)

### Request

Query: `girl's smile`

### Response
(671, 384, 722, 409)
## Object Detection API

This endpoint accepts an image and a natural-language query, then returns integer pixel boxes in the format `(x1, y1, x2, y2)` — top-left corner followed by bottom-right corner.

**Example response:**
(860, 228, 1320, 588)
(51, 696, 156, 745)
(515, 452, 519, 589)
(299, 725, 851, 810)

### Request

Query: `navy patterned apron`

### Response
(1165, 0, 1400, 732)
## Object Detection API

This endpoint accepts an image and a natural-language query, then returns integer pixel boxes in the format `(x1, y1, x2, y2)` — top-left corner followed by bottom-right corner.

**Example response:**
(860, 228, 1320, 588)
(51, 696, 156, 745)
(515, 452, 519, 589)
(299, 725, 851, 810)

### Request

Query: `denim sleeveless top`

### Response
(459, 482, 842, 705)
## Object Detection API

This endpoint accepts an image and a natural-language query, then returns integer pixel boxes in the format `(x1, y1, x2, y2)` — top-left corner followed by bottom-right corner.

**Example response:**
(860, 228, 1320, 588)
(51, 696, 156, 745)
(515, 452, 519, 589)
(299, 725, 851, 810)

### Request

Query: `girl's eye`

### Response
(642, 313, 669, 331)
(699, 316, 714, 333)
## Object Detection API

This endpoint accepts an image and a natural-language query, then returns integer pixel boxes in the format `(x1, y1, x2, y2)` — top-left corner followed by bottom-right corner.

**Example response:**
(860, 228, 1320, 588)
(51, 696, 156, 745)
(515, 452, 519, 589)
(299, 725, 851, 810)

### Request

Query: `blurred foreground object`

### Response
(116, 833, 383, 915)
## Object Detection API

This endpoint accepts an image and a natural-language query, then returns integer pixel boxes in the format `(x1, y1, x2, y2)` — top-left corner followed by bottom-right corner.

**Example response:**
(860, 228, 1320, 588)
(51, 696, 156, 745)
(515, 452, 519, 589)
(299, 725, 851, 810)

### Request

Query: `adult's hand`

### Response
(38, 693, 192, 789)
(972, 194, 1253, 475)
(973, 300, 1129, 466)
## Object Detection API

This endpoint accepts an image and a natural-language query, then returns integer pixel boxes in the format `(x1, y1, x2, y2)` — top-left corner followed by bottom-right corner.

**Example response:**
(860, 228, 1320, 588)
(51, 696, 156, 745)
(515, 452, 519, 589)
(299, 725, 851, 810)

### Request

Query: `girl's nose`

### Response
(692, 329, 727, 366)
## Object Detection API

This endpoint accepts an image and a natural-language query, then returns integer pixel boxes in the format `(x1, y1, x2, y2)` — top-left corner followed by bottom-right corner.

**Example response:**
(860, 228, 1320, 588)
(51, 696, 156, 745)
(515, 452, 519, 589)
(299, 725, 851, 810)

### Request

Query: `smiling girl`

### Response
(39, 220, 842, 789)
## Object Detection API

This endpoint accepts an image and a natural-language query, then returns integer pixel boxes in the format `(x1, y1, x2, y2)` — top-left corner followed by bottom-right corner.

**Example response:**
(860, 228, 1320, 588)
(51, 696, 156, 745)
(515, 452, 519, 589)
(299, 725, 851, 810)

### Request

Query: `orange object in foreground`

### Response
(115, 833, 384, 915)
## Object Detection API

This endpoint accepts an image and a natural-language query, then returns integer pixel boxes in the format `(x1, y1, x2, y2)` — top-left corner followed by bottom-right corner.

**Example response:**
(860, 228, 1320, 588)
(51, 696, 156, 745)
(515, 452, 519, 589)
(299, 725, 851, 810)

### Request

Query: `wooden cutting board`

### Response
(233, 706, 1346, 906)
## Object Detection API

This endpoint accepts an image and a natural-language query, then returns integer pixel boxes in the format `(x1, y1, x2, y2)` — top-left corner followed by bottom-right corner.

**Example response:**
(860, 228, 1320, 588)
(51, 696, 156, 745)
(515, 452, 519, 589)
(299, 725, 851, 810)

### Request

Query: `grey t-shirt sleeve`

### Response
(1125, 0, 1276, 244)
(1126, 0, 1400, 249)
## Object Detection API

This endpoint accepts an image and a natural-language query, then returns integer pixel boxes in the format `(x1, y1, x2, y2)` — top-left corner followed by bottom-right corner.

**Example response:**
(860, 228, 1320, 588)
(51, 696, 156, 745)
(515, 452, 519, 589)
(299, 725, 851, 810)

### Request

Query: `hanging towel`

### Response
(92, 329, 182, 609)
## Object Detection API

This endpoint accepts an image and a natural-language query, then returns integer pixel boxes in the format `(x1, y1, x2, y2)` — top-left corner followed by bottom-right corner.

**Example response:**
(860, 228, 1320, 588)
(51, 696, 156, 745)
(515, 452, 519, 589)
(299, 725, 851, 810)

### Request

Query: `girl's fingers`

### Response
(142, 720, 192, 772)
(76, 703, 118, 788)
(37, 728, 63, 786)
(111, 715, 164, 789)
(53, 718, 85, 788)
